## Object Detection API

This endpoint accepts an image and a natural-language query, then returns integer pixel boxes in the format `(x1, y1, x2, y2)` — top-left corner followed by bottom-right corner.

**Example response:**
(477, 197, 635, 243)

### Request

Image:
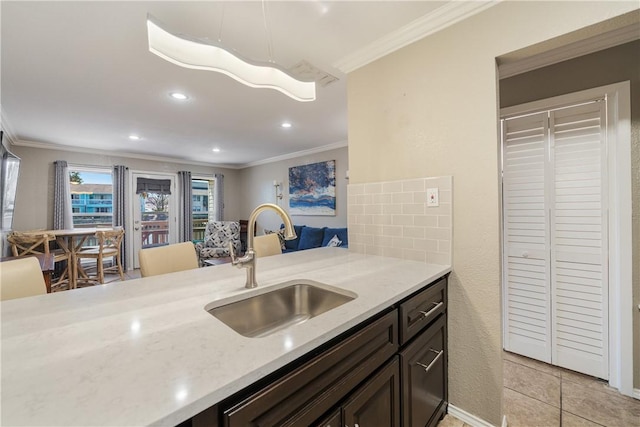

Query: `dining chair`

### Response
(75, 228, 125, 284)
(7, 231, 71, 290)
(0, 257, 47, 300)
(139, 242, 199, 278)
(253, 234, 283, 258)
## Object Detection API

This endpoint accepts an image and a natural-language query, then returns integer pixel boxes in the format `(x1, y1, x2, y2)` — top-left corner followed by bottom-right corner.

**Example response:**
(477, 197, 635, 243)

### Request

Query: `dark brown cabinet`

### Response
(189, 274, 448, 427)
(401, 315, 447, 427)
(343, 357, 401, 427)
(314, 358, 401, 427)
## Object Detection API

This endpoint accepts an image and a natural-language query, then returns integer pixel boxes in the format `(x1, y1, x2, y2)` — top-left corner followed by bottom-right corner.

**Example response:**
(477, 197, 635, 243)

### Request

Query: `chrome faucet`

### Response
(229, 203, 297, 289)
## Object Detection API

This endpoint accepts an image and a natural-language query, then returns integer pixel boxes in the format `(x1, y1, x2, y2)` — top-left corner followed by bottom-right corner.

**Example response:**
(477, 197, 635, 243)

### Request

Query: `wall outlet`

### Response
(427, 188, 439, 207)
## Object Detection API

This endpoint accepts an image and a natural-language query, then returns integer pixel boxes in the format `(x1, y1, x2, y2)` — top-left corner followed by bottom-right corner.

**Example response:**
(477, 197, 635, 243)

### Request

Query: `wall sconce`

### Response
(273, 180, 283, 202)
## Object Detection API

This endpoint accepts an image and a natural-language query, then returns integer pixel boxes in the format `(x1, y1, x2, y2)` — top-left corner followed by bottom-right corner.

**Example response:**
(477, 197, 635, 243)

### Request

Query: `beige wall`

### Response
(347, 1, 638, 424)
(237, 146, 348, 233)
(500, 39, 640, 393)
(8, 145, 242, 231)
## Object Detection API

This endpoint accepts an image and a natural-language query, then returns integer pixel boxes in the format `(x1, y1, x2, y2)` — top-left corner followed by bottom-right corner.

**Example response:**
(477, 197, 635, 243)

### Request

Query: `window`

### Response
(191, 178, 215, 241)
(69, 167, 113, 228)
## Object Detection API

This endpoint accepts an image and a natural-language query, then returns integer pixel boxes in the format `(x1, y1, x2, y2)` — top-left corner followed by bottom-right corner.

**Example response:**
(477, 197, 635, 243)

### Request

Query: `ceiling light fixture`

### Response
(281, 122, 292, 128)
(212, 147, 221, 153)
(146, 15, 316, 102)
(129, 135, 141, 140)
(169, 92, 189, 100)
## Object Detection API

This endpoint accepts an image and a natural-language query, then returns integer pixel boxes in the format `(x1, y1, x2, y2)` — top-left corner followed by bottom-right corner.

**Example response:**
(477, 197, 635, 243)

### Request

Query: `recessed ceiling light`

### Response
(170, 92, 189, 100)
(281, 122, 292, 128)
(212, 148, 221, 153)
(129, 135, 141, 140)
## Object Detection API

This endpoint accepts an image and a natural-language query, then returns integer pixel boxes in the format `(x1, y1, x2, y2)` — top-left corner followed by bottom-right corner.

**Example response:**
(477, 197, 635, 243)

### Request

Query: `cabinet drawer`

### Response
(223, 310, 398, 427)
(400, 315, 447, 427)
(399, 277, 446, 345)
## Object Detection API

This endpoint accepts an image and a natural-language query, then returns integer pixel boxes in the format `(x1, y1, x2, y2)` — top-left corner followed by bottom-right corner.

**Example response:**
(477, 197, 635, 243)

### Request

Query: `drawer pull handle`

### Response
(416, 349, 444, 373)
(418, 302, 444, 320)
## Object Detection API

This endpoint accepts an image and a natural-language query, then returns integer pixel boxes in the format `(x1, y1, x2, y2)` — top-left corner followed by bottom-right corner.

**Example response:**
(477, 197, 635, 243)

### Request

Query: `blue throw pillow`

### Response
(298, 226, 325, 250)
(281, 224, 305, 250)
(322, 227, 348, 247)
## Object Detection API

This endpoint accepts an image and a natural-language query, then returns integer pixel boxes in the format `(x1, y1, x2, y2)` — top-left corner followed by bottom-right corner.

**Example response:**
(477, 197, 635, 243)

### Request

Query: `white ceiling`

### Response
(1, 1, 486, 168)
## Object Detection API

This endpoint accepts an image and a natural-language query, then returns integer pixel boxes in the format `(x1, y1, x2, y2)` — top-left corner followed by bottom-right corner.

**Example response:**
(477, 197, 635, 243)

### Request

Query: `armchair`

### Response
(195, 221, 241, 266)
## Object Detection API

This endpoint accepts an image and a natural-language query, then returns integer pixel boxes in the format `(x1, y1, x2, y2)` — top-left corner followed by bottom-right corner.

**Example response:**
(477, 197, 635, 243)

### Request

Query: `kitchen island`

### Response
(1, 247, 450, 426)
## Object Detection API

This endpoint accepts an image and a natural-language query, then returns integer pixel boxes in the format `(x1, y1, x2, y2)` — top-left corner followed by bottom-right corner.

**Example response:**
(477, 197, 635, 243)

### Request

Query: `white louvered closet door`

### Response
(503, 112, 551, 363)
(503, 101, 608, 380)
(550, 102, 608, 379)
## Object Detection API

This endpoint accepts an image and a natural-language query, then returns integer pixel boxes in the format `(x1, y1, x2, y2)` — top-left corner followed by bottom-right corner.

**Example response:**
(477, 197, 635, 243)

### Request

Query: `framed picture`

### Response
(288, 160, 336, 216)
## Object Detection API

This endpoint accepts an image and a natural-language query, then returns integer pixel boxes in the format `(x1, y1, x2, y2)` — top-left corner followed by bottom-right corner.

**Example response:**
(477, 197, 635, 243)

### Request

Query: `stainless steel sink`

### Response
(205, 280, 357, 338)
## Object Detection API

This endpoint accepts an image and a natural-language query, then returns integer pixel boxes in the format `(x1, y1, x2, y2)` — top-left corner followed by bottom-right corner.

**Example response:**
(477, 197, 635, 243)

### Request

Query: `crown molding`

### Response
(333, 0, 500, 74)
(9, 137, 348, 170)
(10, 138, 244, 169)
(241, 140, 348, 169)
(499, 23, 640, 79)
(0, 108, 19, 146)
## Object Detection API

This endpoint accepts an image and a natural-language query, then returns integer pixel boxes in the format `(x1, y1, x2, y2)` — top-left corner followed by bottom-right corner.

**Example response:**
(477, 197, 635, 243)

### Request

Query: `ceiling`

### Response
(1, 1, 482, 168)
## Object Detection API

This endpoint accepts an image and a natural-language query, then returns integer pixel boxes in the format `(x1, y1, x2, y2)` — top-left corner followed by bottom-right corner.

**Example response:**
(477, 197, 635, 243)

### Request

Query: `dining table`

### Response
(19, 227, 114, 289)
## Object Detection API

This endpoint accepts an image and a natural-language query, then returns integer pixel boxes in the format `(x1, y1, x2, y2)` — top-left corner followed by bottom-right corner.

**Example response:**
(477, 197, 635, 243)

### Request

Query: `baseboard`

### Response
(447, 404, 497, 427)
(634, 388, 640, 400)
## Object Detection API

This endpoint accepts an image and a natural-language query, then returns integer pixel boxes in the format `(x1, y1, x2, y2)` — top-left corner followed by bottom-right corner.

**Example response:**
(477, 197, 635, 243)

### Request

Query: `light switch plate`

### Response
(427, 188, 439, 207)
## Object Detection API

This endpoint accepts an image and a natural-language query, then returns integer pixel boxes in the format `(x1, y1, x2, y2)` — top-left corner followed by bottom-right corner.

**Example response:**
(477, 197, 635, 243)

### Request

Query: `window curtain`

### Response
(178, 171, 192, 242)
(213, 173, 224, 221)
(53, 160, 73, 229)
(113, 165, 128, 269)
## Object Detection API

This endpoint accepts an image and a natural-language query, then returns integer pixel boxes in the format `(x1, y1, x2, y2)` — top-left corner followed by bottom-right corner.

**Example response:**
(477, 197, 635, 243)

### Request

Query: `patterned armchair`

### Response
(194, 221, 241, 265)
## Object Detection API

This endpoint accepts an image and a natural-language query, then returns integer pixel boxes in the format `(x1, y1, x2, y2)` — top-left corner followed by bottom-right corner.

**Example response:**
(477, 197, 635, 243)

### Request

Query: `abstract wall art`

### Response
(288, 160, 336, 216)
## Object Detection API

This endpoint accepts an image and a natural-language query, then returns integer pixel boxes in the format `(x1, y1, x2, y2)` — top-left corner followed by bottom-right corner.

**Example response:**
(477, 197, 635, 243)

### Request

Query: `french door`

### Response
(130, 172, 177, 269)
(502, 100, 609, 379)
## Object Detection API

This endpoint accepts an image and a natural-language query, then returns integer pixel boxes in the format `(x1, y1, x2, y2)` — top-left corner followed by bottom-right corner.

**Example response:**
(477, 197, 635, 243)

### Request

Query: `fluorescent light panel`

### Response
(147, 17, 316, 102)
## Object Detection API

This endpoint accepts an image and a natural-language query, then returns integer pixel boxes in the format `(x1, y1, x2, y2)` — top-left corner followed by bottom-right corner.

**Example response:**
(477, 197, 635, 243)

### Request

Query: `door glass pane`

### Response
(191, 178, 214, 242)
(139, 192, 169, 249)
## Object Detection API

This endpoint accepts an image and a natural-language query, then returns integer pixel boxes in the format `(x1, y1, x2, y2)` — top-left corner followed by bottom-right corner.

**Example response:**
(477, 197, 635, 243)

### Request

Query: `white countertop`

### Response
(1, 248, 450, 426)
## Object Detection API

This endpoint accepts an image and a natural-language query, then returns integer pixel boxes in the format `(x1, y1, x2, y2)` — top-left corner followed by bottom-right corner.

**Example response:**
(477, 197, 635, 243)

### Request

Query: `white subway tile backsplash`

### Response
(364, 183, 383, 194)
(392, 215, 414, 226)
(364, 204, 382, 215)
(402, 179, 425, 192)
(356, 194, 373, 205)
(382, 181, 402, 193)
(382, 204, 403, 215)
(393, 192, 414, 204)
(414, 215, 438, 227)
(364, 224, 383, 236)
(348, 184, 365, 195)
(403, 226, 425, 239)
(402, 204, 425, 215)
(382, 225, 403, 237)
(348, 176, 452, 266)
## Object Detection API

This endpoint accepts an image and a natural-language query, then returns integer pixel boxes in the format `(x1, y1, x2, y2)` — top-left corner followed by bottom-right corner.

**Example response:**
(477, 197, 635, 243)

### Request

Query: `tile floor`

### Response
(502, 351, 639, 426)
(438, 351, 639, 427)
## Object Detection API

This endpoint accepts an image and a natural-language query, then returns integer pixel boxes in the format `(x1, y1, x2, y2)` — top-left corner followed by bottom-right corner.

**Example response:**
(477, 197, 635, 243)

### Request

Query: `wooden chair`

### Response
(0, 257, 47, 300)
(75, 228, 125, 284)
(7, 231, 70, 290)
(253, 234, 283, 258)
(139, 242, 199, 278)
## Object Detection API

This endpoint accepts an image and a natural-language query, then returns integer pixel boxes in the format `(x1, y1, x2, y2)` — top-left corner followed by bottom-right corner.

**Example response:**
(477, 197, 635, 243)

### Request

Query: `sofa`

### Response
(266, 225, 348, 253)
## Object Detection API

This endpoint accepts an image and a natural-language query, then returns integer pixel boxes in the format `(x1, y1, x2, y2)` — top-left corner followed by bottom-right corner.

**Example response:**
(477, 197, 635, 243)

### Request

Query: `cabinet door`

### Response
(400, 315, 446, 427)
(313, 409, 341, 427)
(224, 311, 398, 427)
(343, 357, 400, 427)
